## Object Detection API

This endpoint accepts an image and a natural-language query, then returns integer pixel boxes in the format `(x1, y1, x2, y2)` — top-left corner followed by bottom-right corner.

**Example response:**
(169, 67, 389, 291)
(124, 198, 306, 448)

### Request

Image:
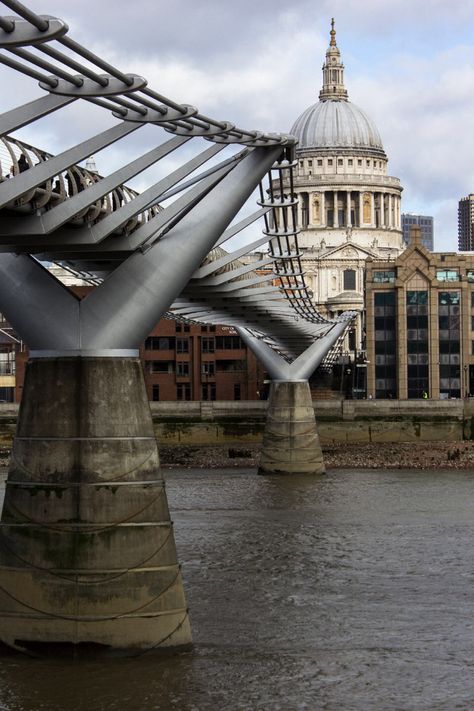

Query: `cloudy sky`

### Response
(6, 0, 474, 250)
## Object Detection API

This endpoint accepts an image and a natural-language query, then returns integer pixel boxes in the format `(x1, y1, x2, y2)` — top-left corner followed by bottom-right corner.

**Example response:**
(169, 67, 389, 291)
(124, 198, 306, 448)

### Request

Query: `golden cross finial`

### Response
(330, 17, 336, 46)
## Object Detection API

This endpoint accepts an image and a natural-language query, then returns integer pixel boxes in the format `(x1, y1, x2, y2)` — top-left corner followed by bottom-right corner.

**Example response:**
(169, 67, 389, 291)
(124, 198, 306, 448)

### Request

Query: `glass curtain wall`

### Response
(439, 291, 461, 398)
(406, 291, 429, 398)
(374, 292, 397, 398)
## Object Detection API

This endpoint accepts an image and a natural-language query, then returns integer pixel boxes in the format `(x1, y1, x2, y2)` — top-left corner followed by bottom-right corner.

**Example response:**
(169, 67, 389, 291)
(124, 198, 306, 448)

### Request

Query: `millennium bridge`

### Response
(0, 0, 354, 652)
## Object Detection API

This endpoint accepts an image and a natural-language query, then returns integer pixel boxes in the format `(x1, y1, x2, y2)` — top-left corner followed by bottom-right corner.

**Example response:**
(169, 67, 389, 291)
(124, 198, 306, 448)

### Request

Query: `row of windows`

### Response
(174, 324, 217, 333)
(300, 158, 384, 169)
(145, 336, 243, 352)
(151, 383, 241, 402)
(372, 271, 474, 285)
(148, 359, 247, 375)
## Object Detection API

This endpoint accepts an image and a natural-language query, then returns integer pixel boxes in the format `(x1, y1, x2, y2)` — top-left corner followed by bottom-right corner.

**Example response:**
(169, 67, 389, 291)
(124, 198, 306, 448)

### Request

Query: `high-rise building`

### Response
(458, 194, 474, 251)
(402, 213, 434, 250)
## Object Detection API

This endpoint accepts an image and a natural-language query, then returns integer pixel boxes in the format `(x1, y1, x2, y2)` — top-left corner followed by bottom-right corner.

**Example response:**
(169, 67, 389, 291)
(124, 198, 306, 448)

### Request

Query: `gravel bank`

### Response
(160, 442, 474, 470)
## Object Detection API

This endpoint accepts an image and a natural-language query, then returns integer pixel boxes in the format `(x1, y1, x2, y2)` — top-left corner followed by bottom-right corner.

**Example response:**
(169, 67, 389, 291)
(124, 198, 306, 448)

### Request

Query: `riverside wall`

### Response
(1, 399, 474, 448)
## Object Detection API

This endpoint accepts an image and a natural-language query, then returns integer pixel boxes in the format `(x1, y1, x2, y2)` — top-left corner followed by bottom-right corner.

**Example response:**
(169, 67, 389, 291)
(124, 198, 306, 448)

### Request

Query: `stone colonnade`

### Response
(298, 189, 401, 230)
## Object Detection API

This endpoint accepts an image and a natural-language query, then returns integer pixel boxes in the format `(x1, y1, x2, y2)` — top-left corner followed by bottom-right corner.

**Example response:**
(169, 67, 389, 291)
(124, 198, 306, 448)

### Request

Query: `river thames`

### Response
(0, 466, 473, 710)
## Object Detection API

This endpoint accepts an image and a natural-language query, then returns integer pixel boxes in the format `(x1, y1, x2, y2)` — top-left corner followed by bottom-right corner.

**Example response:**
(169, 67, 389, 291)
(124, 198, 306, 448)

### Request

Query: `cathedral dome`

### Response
(290, 19, 386, 158)
(290, 100, 384, 155)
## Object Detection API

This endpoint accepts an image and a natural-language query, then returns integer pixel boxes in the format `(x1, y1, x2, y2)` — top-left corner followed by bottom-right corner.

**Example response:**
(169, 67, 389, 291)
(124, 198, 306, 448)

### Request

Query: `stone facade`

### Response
(366, 228, 474, 399)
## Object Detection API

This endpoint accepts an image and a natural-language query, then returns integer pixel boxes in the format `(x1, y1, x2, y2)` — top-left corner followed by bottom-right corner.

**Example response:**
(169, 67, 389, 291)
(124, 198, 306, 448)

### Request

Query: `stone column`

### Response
(333, 190, 339, 228)
(346, 191, 352, 227)
(296, 191, 303, 228)
(258, 380, 325, 475)
(0, 356, 192, 653)
(388, 194, 393, 228)
(358, 192, 363, 227)
(380, 193, 385, 227)
(371, 193, 376, 227)
(321, 191, 326, 227)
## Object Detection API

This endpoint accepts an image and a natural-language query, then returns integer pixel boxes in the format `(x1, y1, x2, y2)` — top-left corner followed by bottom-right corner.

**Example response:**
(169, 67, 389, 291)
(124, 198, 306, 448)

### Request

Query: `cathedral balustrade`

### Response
(292, 174, 401, 187)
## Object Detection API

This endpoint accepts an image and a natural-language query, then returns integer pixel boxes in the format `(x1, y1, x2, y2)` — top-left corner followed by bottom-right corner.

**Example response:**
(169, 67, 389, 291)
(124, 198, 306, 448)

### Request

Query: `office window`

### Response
(317, 159, 322, 166)
(215, 336, 242, 349)
(201, 337, 215, 353)
(148, 361, 173, 374)
(373, 270, 396, 283)
(177, 384, 191, 401)
(234, 383, 241, 401)
(152, 384, 160, 401)
(467, 272, 474, 283)
(176, 338, 189, 354)
(202, 361, 215, 376)
(176, 361, 189, 377)
(145, 336, 175, 350)
(202, 383, 216, 401)
(436, 270, 459, 282)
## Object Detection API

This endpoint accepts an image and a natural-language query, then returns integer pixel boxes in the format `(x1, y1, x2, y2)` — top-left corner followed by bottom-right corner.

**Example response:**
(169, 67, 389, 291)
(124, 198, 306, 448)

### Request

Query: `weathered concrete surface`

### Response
(0, 357, 191, 653)
(258, 381, 325, 475)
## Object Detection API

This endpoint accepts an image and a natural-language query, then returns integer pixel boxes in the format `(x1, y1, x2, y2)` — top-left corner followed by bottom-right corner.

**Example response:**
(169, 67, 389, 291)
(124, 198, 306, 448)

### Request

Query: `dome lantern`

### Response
(319, 19, 348, 102)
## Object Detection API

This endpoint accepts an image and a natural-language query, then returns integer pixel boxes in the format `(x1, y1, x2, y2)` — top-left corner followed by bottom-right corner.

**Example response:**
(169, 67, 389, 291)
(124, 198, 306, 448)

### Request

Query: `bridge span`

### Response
(0, 0, 353, 652)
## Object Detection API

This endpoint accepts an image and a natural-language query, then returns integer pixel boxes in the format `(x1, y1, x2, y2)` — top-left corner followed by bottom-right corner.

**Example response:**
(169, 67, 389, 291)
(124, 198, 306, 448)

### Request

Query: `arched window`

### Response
(344, 269, 356, 291)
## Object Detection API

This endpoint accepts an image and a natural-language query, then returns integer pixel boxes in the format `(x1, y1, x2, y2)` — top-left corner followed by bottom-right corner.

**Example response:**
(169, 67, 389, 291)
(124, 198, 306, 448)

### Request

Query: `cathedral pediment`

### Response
(319, 242, 379, 261)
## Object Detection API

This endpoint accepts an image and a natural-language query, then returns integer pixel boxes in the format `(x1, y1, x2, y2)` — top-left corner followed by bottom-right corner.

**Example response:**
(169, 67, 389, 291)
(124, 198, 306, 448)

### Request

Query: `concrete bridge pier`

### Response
(0, 354, 191, 652)
(259, 379, 325, 475)
(237, 322, 350, 475)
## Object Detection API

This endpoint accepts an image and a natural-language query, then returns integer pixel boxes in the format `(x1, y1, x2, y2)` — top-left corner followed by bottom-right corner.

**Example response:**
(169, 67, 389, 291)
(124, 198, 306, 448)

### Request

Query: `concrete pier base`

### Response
(258, 380, 325, 475)
(0, 357, 191, 653)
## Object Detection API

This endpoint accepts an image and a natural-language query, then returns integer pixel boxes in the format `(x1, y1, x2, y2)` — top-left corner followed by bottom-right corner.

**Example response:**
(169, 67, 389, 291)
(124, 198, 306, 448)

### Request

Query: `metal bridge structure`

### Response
(0, 0, 354, 653)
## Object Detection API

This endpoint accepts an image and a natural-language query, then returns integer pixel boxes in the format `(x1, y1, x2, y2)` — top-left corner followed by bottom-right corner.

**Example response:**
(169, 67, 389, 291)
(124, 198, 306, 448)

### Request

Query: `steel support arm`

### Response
(0, 94, 74, 136)
(79, 146, 282, 349)
(0, 254, 79, 349)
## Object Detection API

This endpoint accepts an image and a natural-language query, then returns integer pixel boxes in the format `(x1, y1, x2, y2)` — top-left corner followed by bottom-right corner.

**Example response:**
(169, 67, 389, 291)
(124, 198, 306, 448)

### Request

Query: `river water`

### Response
(0, 466, 474, 710)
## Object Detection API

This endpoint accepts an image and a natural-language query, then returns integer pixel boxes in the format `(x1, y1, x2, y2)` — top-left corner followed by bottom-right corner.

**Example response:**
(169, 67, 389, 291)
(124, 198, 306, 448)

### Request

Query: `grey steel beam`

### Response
(215, 207, 271, 246)
(0, 94, 74, 135)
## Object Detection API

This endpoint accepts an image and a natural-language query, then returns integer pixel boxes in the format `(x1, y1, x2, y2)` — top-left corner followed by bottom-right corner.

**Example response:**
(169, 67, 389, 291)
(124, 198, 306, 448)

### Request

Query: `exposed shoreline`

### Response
(1, 442, 474, 472)
(160, 441, 474, 470)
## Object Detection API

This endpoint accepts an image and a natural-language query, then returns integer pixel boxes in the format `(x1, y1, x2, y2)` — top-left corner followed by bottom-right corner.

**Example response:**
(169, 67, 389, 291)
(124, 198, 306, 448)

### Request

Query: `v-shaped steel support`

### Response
(237, 321, 349, 381)
(0, 146, 282, 353)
